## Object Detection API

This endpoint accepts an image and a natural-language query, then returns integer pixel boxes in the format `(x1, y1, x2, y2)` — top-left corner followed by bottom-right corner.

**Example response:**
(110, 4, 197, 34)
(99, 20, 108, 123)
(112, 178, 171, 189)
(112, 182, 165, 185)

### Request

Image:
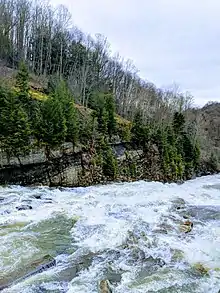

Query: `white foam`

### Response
(0, 174, 220, 292)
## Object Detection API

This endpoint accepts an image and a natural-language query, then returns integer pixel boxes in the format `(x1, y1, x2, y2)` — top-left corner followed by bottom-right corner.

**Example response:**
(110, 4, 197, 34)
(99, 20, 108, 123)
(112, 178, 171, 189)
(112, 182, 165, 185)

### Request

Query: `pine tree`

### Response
(131, 111, 144, 146)
(0, 91, 31, 163)
(97, 107, 108, 134)
(172, 112, 185, 134)
(193, 141, 201, 169)
(90, 92, 108, 135)
(35, 96, 67, 156)
(15, 61, 30, 106)
(54, 80, 78, 146)
(102, 145, 118, 179)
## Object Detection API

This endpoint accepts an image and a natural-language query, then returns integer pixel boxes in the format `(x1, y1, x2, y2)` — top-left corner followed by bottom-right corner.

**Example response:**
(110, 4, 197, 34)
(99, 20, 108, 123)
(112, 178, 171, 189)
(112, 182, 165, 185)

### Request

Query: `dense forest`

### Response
(0, 0, 219, 183)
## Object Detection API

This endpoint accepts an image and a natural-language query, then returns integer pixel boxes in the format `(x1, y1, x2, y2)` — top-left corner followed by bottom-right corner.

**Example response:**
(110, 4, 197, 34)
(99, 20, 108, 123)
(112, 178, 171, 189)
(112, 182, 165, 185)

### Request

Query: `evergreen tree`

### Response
(35, 95, 67, 156)
(172, 112, 185, 134)
(90, 92, 108, 134)
(181, 133, 195, 163)
(97, 107, 108, 134)
(193, 141, 201, 169)
(54, 80, 78, 146)
(102, 144, 118, 179)
(131, 111, 148, 147)
(0, 91, 31, 163)
(15, 61, 30, 106)
(208, 152, 218, 171)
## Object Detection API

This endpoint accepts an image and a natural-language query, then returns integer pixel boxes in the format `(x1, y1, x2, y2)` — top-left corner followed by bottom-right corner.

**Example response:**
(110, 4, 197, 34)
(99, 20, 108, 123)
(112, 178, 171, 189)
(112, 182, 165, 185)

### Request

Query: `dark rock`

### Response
(179, 205, 220, 221)
(16, 205, 32, 211)
(43, 198, 53, 203)
(33, 194, 41, 199)
(0, 255, 56, 291)
(136, 256, 166, 278)
(105, 267, 123, 283)
(0, 210, 10, 215)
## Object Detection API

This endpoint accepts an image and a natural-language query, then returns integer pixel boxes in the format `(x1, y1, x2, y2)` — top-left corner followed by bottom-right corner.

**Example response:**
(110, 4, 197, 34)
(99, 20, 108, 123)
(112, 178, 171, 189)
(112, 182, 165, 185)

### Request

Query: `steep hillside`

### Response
(200, 102, 220, 148)
(0, 0, 219, 186)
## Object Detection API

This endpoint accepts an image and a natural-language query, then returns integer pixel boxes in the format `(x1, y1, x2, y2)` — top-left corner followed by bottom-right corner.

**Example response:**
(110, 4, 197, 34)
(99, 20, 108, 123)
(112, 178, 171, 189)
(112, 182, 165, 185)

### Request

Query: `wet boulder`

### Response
(105, 266, 123, 284)
(170, 248, 185, 262)
(16, 204, 32, 211)
(170, 198, 187, 211)
(179, 220, 193, 233)
(153, 222, 174, 234)
(182, 205, 220, 222)
(33, 194, 41, 199)
(191, 262, 209, 276)
(0, 255, 56, 291)
(98, 280, 112, 293)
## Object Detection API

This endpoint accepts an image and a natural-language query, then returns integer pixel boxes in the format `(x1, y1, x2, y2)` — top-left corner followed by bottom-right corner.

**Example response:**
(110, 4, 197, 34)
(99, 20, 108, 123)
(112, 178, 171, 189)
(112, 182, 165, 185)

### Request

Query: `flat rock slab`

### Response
(180, 205, 220, 221)
(0, 255, 56, 291)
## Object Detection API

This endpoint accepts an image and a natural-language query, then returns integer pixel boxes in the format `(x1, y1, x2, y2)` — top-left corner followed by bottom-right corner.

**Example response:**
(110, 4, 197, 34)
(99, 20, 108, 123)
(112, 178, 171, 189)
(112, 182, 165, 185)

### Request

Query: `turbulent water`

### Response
(0, 175, 220, 293)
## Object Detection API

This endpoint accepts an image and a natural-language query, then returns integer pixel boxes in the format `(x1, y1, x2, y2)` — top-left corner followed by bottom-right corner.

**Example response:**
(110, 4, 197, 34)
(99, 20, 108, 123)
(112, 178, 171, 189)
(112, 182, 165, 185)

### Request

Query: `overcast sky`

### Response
(51, 0, 220, 106)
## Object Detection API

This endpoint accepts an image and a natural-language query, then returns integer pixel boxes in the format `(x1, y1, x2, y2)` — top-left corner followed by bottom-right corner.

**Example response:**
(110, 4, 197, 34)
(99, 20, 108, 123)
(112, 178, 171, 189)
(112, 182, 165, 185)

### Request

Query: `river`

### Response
(0, 175, 220, 292)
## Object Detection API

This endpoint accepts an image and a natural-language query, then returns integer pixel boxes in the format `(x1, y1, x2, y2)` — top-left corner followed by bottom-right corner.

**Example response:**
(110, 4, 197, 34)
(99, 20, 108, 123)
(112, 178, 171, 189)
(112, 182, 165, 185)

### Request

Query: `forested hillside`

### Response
(0, 0, 219, 185)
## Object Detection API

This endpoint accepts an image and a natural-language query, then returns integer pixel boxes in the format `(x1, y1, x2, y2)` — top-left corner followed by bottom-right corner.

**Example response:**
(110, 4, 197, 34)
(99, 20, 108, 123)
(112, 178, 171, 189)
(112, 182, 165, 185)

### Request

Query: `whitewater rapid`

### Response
(0, 175, 220, 292)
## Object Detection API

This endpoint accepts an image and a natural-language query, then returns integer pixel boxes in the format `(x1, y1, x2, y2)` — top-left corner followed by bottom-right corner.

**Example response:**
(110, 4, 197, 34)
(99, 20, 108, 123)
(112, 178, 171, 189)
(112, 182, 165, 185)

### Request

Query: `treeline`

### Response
(0, 63, 120, 167)
(0, 0, 193, 121)
(0, 62, 201, 181)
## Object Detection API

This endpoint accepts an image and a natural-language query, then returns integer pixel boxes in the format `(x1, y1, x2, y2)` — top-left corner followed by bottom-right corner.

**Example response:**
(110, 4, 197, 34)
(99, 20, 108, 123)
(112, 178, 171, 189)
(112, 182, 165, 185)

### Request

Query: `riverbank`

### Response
(0, 142, 218, 187)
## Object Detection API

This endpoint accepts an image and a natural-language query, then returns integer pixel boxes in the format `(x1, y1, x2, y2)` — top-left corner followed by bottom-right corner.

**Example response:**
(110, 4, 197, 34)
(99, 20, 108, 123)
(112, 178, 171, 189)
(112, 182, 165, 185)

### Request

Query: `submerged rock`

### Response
(170, 248, 185, 262)
(98, 280, 112, 293)
(191, 262, 209, 276)
(153, 222, 174, 234)
(105, 266, 123, 283)
(0, 255, 56, 291)
(171, 198, 186, 208)
(33, 194, 41, 199)
(16, 204, 32, 211)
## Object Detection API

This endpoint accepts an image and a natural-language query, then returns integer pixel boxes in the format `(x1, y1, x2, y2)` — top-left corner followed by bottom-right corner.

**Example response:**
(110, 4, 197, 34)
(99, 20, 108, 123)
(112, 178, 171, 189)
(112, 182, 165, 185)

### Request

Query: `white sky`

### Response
(51, 0, 220, 106)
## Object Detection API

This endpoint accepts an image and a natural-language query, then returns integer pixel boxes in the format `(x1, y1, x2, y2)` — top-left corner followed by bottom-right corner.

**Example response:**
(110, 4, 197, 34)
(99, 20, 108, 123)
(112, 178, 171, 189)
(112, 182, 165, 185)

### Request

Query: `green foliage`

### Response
(34, 95, 67, 149)
(102, 144, 118, 179)
(54, 80, 78, 146)
(131, 111, 150, 149)
(116, 116, 131, 141)
(125, 151, 137, 177)
(150, 112, 201, 180)
(172, 112, 185, 134)
(95, 135, 118, 179)
(16, 62, 29, 93)
(78, 114, 94, 146)
(15, 62, 30, 106)
(97, 107, 108, 134)
(207, 152, 218, 171)
(47, 75, 60, 94)
(90, 92, 107, 134)
(90, 92, 117, 136)
(0, 89, 31, 161)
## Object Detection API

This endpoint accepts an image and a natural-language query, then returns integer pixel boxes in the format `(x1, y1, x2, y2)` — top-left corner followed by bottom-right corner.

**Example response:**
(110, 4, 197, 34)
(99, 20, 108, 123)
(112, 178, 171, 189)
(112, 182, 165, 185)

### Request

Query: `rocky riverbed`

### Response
(0, 175, 220, 292)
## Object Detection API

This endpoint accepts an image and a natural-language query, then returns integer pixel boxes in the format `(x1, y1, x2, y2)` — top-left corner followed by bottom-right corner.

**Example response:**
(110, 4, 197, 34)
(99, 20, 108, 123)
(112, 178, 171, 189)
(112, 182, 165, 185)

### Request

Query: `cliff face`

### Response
(0, 141, 217, 187)
(0, 142, 163, 187)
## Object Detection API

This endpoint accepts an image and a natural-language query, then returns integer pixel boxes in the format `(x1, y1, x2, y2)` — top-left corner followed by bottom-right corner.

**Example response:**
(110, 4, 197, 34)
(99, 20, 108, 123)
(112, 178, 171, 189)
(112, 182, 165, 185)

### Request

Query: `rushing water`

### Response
(0, 175, 220, 293)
